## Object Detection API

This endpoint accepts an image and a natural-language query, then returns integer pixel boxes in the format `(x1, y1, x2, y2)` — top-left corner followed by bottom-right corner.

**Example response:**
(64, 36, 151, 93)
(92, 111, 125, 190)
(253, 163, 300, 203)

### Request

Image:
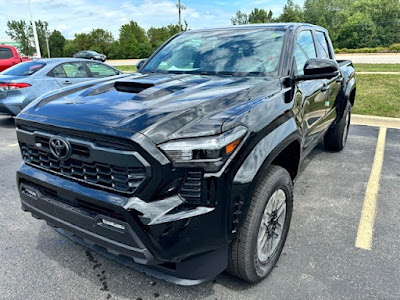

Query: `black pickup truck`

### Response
(15, 23, 356, 284)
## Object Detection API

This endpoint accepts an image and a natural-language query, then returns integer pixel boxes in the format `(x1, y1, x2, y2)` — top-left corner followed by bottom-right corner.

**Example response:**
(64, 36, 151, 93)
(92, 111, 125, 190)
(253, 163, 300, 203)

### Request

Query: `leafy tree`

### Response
(231, 10, 249, 25)
(148, 24, 180, 50)
(6, 20, 34, 55)
(248, 8, 273, 23)
(108, 41, 123, 59)
(63, 39, 79, 57)
(351, 0, 400, 46)
(278, 0, 304, 22)
(119, 21, 153, 58)
(89, 29, 113, 55)
(337, 12, 378, 48)
(48, 30, 65, 57)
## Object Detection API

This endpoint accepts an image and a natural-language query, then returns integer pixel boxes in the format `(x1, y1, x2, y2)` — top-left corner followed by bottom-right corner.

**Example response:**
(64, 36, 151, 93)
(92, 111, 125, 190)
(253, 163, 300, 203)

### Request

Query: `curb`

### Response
(352, 114, 400, 129)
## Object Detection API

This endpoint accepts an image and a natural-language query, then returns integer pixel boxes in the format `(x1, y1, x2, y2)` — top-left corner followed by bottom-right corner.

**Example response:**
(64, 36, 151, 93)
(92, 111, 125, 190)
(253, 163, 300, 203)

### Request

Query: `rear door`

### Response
(293, 30, 327, 149)
(314, 30, 341, 119)
(85, 62, 119, 78)
(51, 62, 93, 86)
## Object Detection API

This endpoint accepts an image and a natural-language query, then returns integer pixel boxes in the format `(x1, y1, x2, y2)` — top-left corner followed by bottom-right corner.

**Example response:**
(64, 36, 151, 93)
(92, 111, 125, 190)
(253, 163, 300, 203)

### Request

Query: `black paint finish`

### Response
(15, 23, 356, 282)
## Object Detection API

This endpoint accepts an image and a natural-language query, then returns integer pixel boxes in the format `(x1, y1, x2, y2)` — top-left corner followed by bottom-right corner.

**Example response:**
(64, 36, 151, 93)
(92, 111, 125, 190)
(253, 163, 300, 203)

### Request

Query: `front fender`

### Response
(228, 117, 301, 236)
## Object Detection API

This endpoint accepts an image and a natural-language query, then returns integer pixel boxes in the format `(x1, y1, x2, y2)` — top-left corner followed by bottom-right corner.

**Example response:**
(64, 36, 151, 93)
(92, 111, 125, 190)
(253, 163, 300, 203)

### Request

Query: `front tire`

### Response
(228, 165, 293, 283)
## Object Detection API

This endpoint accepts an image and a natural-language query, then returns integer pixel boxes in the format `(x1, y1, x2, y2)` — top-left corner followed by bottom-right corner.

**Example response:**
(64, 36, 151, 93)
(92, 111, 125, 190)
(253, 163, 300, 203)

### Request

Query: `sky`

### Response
(0, 0, 303, 40)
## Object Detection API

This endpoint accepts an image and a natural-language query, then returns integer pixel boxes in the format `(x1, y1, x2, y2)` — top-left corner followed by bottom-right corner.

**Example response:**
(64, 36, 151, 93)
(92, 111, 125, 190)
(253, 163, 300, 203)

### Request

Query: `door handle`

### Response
(321, 85, 330, 92)
(63, 80, 72, 85)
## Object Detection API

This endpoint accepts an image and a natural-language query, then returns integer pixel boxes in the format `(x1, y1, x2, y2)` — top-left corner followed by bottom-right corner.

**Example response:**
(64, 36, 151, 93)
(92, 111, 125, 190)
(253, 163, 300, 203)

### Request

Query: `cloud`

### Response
(0, 0, 295, 40)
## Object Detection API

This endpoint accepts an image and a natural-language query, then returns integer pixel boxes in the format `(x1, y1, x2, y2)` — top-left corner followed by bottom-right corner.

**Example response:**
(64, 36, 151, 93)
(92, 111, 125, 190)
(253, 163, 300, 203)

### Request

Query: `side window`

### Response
(86, 62, 118, 77)
(0, 48, 13, 59)
(315, 31, 331, 59)
(52, 65, 67, 78)
(54, 62, 89, 78)
(294, 30, 317, 75)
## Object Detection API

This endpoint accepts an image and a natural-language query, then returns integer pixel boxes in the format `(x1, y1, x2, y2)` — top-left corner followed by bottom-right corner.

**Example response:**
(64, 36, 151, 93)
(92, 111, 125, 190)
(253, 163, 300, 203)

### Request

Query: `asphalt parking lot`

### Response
(0, 115, 399, 300)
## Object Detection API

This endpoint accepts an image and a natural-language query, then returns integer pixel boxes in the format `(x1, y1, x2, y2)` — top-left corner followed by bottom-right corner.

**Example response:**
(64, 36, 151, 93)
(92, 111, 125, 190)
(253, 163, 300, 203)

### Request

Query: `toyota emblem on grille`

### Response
(49, 136, 71, 160)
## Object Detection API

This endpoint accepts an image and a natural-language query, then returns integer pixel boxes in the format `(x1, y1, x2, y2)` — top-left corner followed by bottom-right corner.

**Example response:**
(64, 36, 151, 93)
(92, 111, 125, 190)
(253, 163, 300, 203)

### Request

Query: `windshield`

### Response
(2, 61, 45, 76)
(87, 51, 98, 55)
(142, 28, 286, 76)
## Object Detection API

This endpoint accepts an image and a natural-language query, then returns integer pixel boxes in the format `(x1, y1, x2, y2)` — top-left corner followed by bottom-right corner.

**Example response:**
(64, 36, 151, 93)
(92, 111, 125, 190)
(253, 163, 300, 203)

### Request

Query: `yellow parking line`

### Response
(8, 143, 19, 147)
(355, 127, 387, 250)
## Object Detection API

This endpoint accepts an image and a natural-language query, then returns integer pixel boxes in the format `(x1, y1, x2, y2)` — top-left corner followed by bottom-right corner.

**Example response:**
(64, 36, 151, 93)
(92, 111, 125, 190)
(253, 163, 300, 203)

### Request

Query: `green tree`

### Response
(89, 29, 114, 55)
(147, 24, 180, 50)
(337, 12, 378, 48)
(352, 0, 400, 46)
(231, 10, 249, 25)
(63, 39, 79, 57)
(48, 30, 65, 57)
(119, 21, 153, 58)
(6, 20, 34, 55)
(248, 8, 273, 23)
(108, 41, 123, 59)
(278, 0, 304, 22)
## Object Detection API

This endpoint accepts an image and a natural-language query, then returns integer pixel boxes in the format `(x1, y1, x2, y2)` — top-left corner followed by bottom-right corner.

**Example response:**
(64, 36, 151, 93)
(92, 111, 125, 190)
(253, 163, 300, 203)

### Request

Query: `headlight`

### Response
(158, 126, 247, 172)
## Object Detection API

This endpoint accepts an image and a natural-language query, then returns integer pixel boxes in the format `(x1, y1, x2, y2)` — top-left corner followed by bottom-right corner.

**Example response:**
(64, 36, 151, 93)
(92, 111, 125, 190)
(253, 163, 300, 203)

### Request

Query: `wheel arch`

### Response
(228, 119, 301, 238)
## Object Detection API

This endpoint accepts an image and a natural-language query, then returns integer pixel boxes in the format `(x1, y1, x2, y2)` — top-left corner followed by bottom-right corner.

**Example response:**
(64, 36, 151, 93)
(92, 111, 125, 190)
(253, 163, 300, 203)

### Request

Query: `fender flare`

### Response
(228, 118, 301, 237)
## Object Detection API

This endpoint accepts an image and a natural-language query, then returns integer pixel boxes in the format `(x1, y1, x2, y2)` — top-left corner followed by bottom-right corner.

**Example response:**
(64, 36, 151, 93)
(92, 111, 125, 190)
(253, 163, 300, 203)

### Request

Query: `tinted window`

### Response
(294, 30, 317, 75)
(2, 61, 45, 76)
(52, 62, 89, 78)
(0, 48, 13, 59)
(87, 62, 118, 77)
(315, 31, 331, 59)
(143, 28, 286, 75)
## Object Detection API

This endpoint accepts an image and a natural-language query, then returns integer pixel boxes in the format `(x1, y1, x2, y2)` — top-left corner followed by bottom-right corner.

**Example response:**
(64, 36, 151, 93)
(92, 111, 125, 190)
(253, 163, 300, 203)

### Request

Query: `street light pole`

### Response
(28, 0, 41, 58)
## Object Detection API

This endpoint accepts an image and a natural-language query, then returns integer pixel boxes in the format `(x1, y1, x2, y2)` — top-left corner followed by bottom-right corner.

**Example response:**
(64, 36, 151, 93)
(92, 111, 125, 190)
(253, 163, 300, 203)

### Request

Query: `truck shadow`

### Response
(36, 224, 254, 299)
(0, 116, 15, 129)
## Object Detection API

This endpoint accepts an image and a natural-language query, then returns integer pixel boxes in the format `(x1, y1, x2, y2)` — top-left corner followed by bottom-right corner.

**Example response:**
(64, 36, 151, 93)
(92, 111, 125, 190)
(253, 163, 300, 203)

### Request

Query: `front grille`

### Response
(19, 130, 149, 195)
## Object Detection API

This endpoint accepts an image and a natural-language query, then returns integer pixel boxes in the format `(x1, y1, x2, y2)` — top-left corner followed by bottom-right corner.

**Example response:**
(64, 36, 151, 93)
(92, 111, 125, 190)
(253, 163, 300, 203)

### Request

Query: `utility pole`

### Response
(28, 0, 41, 58)
(45, 24, 50, 58)
(177, 0, 186, 32)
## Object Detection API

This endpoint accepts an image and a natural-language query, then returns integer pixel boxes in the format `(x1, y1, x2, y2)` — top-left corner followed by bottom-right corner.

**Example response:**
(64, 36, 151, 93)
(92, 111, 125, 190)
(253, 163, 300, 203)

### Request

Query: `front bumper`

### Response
(0, 100, 22, 116)
(17, 163, 229, 282)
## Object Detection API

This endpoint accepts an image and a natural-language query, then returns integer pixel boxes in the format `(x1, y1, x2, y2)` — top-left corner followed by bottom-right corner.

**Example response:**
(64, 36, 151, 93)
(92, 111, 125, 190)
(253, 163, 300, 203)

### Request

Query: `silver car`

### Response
(0, 58, 123, 116)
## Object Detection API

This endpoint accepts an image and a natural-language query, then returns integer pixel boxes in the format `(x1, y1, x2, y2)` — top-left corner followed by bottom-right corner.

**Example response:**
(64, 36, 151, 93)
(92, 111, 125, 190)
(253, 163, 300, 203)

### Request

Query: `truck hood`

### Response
(22, 73, 281, 144)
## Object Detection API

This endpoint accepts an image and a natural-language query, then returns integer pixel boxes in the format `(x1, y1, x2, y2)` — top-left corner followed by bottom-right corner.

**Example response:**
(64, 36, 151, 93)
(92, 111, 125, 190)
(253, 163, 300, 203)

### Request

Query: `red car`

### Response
(0, 45, 30, 72)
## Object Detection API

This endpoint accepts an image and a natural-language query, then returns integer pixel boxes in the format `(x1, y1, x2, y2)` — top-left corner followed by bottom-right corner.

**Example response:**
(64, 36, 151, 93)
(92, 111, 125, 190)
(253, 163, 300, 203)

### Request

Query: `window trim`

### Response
(315, 30, 332, 59)
(291, 29, 318, 76)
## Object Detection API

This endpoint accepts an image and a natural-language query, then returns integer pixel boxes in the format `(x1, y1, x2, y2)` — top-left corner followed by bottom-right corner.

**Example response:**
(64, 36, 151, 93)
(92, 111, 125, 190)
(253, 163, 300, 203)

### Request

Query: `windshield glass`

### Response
(142, 28, 286, 76)
(2, 61, 45, 76)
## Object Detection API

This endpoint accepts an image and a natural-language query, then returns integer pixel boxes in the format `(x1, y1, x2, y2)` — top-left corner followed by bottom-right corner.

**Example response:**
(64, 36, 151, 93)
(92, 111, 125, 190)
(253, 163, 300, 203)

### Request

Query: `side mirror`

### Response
(296, 58, 340, 80)
(135, 59, 147, 70)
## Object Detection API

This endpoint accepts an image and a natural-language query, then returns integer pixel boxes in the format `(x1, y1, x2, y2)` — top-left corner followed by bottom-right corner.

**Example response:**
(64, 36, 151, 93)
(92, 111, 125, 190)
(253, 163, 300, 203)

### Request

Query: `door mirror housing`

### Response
(296, 58, 340, 81)
(136, 59, 147, 70)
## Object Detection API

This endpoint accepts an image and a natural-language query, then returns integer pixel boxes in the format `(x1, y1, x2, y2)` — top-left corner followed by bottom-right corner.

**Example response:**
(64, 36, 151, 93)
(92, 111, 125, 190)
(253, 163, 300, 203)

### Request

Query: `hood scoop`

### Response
(114, 81, 155, 93)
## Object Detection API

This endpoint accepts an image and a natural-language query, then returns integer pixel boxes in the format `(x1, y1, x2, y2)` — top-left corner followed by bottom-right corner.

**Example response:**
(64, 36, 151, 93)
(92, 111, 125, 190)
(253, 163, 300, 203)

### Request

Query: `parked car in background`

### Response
(0, 45, 31, 72)
(73, 50, 107, 62)
(19, 54, 31, 62)
(0, 58, 124, 116)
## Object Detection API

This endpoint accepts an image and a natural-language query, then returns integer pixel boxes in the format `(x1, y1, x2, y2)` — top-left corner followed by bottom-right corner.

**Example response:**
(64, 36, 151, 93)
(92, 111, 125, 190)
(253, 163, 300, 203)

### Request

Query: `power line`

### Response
(48, 1, 147, 23)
